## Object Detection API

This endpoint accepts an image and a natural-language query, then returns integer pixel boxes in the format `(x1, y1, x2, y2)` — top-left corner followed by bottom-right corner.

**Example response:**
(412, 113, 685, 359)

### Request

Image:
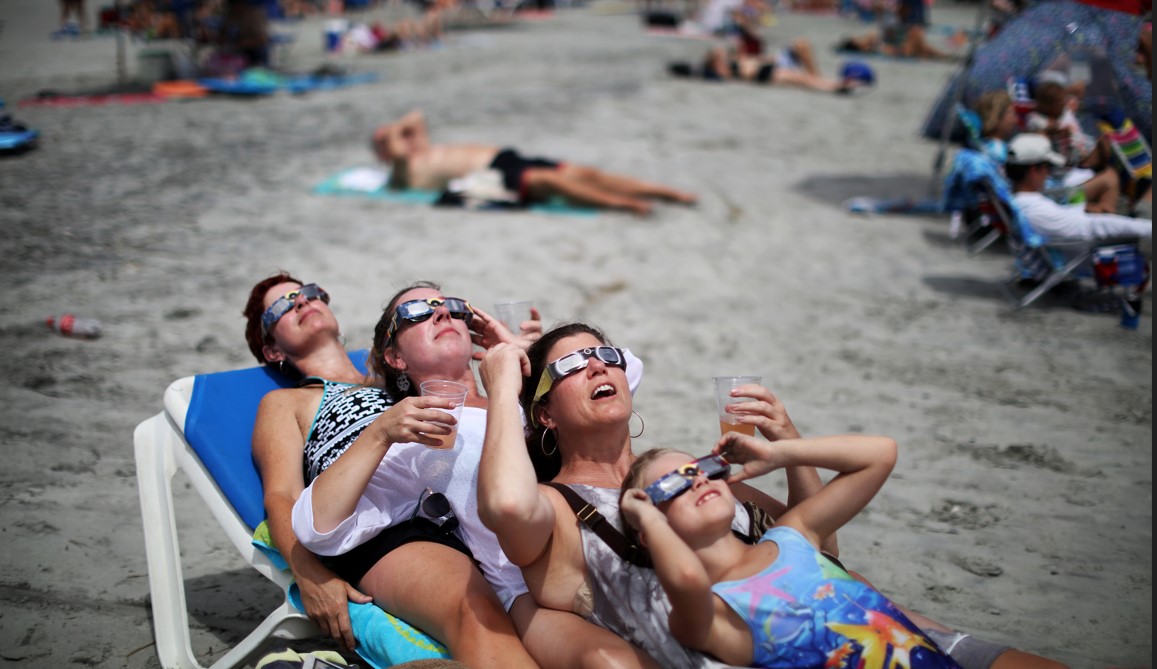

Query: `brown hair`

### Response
(975, 89, 1012, 139)
(368, 280, 442, 398)
(242, 271, 303, 366)
(1032, 81, 1066, 117)
(519, 322, 613, 482)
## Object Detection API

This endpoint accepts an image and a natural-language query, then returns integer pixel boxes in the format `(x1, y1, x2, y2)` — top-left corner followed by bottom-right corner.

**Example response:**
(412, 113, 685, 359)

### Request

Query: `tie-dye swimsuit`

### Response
(712, 526, 962, 669)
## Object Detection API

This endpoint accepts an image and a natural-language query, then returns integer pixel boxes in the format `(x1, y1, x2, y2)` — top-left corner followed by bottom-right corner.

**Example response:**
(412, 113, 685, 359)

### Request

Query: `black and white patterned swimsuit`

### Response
(302, 379, 394, 485)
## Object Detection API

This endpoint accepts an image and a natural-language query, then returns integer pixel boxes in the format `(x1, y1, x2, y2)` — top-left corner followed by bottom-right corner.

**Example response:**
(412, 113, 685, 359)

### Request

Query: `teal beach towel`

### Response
(313, 167, 599, 218)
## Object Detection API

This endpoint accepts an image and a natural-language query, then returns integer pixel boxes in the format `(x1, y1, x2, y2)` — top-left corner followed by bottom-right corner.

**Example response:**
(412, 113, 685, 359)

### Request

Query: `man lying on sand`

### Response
(371, 109, 698, 215)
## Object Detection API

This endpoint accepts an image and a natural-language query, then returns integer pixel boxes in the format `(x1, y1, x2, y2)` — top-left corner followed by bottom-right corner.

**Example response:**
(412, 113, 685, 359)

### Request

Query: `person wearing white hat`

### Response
(1007, 133, 1152, 246)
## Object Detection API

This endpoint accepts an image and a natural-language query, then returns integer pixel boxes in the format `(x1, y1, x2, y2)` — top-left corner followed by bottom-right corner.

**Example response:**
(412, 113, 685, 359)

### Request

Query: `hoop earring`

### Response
(630, 411, 645, 439)
(540, 429, 557, 457)
(396, 371, 410, 392)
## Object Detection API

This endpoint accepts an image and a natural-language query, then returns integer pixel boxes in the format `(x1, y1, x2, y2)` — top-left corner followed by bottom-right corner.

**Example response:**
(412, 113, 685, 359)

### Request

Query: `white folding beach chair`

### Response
(134, 351, 451, 669)
(134, 362, 318, 669)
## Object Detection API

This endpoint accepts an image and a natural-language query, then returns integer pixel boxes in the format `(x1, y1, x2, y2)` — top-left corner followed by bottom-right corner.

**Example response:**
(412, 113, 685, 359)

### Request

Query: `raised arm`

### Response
(620, 489, 717, 649)
(723, 383, 837, 555)
(251, 389, 371, 651)
(715, 433, 897, 549)
(477, 343, 559, 566)
(376, 109, 428, 189)
(292, 395, 456, 547)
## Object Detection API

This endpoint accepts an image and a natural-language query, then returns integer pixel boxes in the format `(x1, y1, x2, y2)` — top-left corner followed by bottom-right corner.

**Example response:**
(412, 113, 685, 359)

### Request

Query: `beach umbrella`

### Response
(927, 0, 991, 195)
(922, 0, 1152, 163)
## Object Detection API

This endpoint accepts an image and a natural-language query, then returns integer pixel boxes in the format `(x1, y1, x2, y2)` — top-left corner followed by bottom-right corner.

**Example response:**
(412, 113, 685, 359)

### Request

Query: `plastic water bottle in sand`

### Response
(46, 314, 102, 339)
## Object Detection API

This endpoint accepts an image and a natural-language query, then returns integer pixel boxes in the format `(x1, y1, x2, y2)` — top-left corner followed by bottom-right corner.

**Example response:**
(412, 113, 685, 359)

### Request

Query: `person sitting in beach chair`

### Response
(1007, 133, 1151, 244)
(371, 109, 698, 215)
(669, 38, 872, 94)
(246, 273, 662, 667)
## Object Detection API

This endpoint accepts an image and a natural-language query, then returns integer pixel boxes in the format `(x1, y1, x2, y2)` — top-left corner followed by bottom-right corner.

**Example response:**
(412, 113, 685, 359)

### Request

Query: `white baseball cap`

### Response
(1007, 133, 1067, 167)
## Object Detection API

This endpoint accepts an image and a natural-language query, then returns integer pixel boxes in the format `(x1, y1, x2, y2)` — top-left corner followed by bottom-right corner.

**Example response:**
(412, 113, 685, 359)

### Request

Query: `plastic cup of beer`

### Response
(493, 300, 533, 335)
(420, 380, 468, 449)
(713, 376, 762, 437)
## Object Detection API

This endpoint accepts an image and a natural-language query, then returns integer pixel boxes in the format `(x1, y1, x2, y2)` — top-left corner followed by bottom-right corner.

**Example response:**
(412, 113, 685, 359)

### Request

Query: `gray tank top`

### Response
(567, 484, 749, 669)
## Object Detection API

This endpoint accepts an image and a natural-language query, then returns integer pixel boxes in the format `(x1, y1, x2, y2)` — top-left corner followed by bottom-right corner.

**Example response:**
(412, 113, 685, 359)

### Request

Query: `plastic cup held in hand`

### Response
(419, 380, 468, 449)
(493, 300, 533, 335)
(713, 376, 762, 437)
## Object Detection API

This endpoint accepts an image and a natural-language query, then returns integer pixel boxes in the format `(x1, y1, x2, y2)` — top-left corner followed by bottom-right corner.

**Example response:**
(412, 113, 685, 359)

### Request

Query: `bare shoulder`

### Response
(258, 385, 324, 418)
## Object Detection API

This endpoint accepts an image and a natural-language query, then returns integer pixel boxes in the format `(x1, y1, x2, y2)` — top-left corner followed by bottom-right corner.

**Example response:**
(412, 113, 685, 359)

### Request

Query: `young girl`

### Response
(619, 434, 962, 669)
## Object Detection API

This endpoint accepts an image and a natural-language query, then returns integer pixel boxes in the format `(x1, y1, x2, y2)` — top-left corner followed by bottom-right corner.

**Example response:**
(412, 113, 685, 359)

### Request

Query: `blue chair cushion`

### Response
(183, 350, 369, 530)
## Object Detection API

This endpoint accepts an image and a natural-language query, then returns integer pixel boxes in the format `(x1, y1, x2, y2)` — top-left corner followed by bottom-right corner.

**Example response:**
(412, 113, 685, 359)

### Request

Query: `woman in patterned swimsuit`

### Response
(245, 274, 655, 668)
(243, 273, 541, 666)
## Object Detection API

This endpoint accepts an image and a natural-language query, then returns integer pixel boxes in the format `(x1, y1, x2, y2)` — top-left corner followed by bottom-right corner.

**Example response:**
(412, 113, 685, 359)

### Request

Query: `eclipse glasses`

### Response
(385, 297, 474, 344)
(644, 454, 731, 505)
(532, 346, 627, 403)
(261, 283, 330, 335)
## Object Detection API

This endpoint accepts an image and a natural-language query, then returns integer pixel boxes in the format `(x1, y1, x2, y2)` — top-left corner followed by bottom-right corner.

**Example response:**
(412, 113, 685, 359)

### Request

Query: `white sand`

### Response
(0, 1, 1150, 667)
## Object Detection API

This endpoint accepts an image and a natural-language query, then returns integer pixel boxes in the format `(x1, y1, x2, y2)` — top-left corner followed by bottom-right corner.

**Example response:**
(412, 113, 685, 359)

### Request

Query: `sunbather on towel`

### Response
(371, 109, 697, 215)
(669, 38, 870, 94)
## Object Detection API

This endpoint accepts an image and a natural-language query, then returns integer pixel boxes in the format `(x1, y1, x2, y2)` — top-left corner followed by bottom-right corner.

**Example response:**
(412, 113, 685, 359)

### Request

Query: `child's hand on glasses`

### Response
(373, 396, 460, 449)
(714, 432, 782, 483)
(479, 344, 531, 398)
(726, 384, 800, 443)
(620, 488, 665, 532)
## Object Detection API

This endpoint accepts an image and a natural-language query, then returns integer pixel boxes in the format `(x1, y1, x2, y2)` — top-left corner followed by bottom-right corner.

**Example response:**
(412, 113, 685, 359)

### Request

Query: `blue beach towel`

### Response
(200, 69, 379, 96)
(314, 167, 600, 217)
(0, 107, 39, 152)
(0, 128, 38, 151)
(251, 522, 451, 668)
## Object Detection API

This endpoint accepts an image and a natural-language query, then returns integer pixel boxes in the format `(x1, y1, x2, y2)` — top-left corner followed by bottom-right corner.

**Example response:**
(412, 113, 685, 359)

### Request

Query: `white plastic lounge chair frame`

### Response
(134, 375, 317, 669)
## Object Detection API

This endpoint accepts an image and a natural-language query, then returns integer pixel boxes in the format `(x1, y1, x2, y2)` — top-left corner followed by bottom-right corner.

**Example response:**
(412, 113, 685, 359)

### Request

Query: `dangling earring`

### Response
(338, 331, 347, 347)
(396, 370, 410, 392)
(630, 411, 645, 439)
(277, 360, 291, 376)
(540, 429, 557, 457)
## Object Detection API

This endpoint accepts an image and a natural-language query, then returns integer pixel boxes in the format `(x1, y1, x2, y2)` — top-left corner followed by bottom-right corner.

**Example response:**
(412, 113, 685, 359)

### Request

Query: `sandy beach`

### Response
(0, 0, 1150, 667)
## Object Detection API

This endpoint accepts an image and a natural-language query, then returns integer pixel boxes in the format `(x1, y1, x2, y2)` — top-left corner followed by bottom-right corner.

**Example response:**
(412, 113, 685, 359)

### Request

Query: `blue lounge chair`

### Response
(133, 351, 449, 668)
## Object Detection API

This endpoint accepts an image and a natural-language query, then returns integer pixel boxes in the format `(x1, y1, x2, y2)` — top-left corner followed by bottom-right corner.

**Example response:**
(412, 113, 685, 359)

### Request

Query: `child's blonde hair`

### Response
(976, 89, 1012, 138)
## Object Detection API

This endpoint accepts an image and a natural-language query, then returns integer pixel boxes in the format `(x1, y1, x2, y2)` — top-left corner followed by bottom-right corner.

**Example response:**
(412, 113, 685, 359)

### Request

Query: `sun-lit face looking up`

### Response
(384, 286, 474, 375)
(535, 333, 633, 433)
(261, 281, 338, 362)
(640, 451, 736, 539)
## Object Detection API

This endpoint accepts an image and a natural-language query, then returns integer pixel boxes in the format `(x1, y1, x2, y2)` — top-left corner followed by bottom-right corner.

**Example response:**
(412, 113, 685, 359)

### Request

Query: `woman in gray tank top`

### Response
(477, 322, 1066, 669)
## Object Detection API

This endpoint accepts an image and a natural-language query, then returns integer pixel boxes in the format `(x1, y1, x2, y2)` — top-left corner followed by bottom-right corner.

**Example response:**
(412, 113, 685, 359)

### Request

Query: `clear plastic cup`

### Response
(493, 300, 533, 335)
(713, 376, 762, 437)
(419, 380, 468, 449)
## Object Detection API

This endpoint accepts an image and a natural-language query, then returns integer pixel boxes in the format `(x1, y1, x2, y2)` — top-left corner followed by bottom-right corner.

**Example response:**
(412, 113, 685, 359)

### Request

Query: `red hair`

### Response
(242, 271, 303, 365)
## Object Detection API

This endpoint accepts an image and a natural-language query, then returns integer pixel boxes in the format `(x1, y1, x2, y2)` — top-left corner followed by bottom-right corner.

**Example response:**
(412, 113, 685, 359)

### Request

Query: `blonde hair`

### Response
(976, 89, 1012, 139)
